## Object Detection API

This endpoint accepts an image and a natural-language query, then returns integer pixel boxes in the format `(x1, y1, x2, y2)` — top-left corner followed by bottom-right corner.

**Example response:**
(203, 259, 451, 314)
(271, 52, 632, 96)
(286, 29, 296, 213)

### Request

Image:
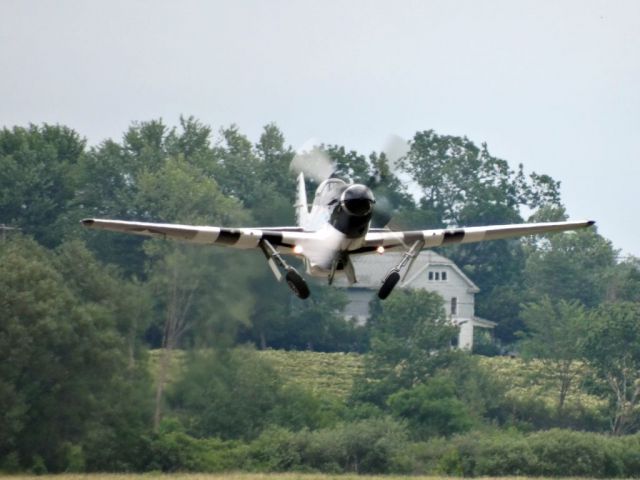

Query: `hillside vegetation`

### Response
(151, 349, 603, 411)
(2, 120, 640, 475)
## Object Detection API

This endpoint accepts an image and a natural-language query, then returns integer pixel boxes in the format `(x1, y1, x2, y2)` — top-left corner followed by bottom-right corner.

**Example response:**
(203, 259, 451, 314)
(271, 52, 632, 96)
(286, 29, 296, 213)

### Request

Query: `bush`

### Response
(246, 417, 411, 474)
(148, 430, 247, 472)
(388, 378, 475, 439)
(431, 429, 637, 477)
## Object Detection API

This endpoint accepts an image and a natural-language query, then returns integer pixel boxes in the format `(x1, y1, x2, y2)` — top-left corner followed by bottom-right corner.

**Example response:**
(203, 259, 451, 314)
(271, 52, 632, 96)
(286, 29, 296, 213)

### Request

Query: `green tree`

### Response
(519, 297, 588, 414)
(606, 256, 640, 303)
(582, 302, 640, 435)
(169, 348, 282, 440)
(354, 289, 459, 404)
(524, 228, 617, 307)
(0, 236, 152, 471)
(400, 130, 561, 228)
(398, 130, 564, 343)
(0, 124, 86, 247)
(388, 377, 474, 439)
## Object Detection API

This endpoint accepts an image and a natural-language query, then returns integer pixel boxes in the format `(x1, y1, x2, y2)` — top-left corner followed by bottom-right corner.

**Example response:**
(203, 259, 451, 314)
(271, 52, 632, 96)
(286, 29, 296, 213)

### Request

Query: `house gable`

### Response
(337, 250, 494, 349)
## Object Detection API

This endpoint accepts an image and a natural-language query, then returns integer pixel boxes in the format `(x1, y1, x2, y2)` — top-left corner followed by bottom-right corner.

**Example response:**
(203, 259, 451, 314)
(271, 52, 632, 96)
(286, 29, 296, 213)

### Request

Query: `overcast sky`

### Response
(1, 0, 639, 257)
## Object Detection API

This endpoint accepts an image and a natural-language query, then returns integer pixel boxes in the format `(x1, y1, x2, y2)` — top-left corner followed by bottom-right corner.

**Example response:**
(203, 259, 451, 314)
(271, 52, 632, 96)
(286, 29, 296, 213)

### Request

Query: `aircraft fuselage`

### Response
(300, 179, 375, 277)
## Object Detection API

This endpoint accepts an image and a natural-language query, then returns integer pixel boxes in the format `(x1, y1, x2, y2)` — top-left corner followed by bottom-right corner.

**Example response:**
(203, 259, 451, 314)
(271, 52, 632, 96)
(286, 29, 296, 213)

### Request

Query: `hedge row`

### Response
(143, 423, 640, 476)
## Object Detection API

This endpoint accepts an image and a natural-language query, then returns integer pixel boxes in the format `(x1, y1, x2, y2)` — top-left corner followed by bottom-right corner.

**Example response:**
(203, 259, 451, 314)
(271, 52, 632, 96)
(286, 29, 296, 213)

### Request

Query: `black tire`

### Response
(285, 268, 310, 299)
(378, 270, 400, 299)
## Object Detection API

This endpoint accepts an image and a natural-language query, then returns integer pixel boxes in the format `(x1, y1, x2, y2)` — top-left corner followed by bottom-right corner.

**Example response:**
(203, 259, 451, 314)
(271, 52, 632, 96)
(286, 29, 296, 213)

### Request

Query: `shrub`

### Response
(246, 417, 410, 474)
(430, 429, 636, 477)
(388, 378, 474, 439)
(148, 430, 246, 472)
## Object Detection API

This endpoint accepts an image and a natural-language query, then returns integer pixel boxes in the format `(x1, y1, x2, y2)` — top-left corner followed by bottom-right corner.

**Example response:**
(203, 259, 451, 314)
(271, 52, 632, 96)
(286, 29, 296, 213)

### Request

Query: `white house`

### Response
(335, 251, 496, 350)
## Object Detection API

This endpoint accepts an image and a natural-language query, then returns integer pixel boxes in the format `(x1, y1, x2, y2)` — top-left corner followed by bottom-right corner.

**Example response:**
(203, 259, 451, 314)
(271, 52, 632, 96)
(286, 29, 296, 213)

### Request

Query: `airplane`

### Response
(82, 172, 595, 300)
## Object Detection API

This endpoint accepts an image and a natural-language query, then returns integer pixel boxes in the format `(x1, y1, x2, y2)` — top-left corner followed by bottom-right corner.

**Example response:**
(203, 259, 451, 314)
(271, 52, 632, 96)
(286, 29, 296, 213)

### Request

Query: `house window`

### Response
(442, 271, 447, 281)
(451, 297, 458, 315)
(428, 271, 433, 280)
(435, 272, 440, 280)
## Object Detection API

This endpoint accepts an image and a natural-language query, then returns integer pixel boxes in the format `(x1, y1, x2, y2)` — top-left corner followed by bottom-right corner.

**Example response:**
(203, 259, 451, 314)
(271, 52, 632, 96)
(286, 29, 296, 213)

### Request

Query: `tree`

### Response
(606, 256, 640, 303)
(398, 130, 565, 343)
(400, 130, 561, 229)
(388, 377, 474, 439)
(354, 290, 459, 405)
(0, 124, 86, 247)
(582, 302, 640, 435)
(131, 151, 256, 429)
(169, 347, 283, 440)
(519, 297, 588, 414)
(523, 227, 617, 308)
(0, 236, 152, 471)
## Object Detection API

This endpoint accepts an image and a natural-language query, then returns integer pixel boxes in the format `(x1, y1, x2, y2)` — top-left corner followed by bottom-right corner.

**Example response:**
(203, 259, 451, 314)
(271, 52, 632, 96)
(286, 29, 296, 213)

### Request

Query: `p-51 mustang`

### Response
(82, 173, 594, 299)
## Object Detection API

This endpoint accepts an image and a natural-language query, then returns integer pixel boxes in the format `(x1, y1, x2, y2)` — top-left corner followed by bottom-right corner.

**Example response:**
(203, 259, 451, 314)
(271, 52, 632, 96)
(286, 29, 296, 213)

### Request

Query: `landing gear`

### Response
(378, 270, 400, 299)
(326, 253, 358, 287)
(377, 239, 424, 299)
(285, 267, 310, 299)
(260, 238, 310, 299)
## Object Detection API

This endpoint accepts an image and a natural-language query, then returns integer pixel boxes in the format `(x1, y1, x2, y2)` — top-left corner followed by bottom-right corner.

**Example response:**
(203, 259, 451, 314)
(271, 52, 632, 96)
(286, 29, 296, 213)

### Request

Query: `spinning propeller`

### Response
(289, 135, 411, 229)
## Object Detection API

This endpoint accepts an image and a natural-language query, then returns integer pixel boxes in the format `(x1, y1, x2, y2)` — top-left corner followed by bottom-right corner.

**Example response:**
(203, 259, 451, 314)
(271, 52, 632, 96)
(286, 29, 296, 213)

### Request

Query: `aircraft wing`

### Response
(361, 219, 595, 251)
(81, 218, 311, 251)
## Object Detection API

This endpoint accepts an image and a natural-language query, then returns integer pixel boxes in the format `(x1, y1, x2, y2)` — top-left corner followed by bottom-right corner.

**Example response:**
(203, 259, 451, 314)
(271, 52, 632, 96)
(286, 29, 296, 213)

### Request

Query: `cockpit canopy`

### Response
(312, 178, 348, 207)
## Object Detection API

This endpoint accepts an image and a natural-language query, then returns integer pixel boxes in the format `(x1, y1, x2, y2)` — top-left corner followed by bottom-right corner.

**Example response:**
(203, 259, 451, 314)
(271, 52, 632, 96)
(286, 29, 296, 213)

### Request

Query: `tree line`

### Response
(1, 118, 639, 474)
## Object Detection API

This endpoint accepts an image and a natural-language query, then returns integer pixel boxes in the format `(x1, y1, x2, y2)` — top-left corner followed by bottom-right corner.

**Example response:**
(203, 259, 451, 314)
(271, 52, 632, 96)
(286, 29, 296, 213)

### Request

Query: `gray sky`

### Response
(1, 0, 639, 257)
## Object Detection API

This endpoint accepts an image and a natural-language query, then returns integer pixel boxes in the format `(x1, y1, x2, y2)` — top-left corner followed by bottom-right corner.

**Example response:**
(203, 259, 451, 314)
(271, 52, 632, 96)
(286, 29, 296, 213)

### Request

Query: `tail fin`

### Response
(295, 172, 309, 227)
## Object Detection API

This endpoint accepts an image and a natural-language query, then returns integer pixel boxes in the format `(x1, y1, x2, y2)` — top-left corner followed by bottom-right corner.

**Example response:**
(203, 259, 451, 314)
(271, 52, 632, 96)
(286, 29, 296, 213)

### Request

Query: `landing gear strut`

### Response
(259, 238, 310, 299)
(378, 239, 424, 300)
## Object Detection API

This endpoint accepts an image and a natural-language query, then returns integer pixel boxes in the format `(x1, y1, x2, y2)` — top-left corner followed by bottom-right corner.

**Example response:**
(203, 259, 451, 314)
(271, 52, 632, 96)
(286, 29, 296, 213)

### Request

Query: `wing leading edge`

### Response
(362, 219, 595, 251)
(83, 218, 596, 254)
(81, 218, 311, 251)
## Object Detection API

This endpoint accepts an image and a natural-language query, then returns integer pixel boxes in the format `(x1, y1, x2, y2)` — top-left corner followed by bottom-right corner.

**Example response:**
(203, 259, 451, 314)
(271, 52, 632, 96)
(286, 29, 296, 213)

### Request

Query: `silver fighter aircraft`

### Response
(82, 172, 594, 299)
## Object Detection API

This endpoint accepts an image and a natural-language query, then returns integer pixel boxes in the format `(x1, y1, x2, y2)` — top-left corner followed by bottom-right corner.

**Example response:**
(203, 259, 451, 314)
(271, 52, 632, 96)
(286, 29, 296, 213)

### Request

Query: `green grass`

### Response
(258, 350, 363, 399)
(0, 475, 598, 480)
(477, 356, 606, 412)
(148, 348, 604, 412)
(148, 348, 363, 399)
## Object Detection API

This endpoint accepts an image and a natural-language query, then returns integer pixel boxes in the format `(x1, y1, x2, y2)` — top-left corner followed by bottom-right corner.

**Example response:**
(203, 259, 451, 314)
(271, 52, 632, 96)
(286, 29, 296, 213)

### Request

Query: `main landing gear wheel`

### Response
(378, 270, 400, 299)
(285, 268, 310, 299)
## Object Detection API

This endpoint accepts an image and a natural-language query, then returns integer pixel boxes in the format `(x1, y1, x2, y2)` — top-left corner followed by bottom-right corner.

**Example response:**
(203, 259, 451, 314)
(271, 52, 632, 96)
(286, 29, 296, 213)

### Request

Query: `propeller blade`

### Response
(289, 138, 335, 183)
(382, 134, 410, 170)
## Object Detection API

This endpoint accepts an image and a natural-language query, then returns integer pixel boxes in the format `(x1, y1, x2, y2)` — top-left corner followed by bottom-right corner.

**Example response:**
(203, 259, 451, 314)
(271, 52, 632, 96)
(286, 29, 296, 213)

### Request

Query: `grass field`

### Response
(0, 475, 590, 480)
(148, 348, 605, 412)
(258, 350, 363, 398)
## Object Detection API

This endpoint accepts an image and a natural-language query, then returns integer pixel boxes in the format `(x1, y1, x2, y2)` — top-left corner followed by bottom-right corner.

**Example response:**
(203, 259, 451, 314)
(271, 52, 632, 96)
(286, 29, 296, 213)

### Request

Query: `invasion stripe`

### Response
(216, 229, 242, 245)
(404, 232, 425, 245)
(261, 232, 285, 246)
(443, 230, 465, 244)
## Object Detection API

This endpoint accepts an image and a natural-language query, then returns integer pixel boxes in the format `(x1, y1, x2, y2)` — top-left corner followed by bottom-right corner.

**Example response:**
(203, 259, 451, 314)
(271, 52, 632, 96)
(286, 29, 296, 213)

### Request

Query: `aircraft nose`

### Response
(340, 184, 375, 216)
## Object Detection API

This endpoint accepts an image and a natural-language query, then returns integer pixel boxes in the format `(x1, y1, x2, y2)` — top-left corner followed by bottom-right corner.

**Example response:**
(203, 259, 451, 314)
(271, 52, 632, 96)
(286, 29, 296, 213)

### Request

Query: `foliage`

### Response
(478, 356, 608, 431)
(258, 350, 363, 399)
(148, 426, 248, 472)
(583, 302, 640, 435)
(519, 297, 588, 413)
(354, 289, 459, 404)
(0, 124, 86, 248)
(388, 378, 474, 439)
(4, 118, 640, 474)
(433, 429, 640, 477)
(0, 236, 152, 472)
(523, 227, 617, 307)
(401, 130, 561, 228)
(167, 347, 344, 441)
(247, 417, 411, 474)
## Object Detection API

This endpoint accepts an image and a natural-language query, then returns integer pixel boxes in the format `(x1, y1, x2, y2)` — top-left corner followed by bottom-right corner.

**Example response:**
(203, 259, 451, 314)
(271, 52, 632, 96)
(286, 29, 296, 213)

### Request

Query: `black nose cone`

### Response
(341, 184, 375, 216)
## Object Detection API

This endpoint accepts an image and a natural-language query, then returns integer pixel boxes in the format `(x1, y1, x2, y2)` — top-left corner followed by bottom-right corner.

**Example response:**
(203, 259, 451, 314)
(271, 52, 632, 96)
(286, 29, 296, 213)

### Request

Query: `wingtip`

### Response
(81, 218, 95, 226)
(587, 220, 596, 227)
